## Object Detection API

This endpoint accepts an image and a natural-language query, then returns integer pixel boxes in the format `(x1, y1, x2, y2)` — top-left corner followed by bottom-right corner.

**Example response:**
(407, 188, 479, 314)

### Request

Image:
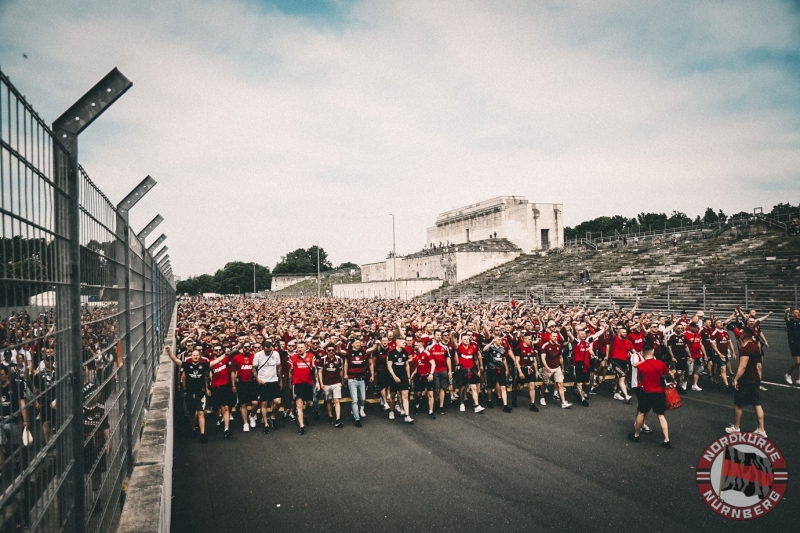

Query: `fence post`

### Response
(703, 285, 706, 311)
(52, 68, 133, 532)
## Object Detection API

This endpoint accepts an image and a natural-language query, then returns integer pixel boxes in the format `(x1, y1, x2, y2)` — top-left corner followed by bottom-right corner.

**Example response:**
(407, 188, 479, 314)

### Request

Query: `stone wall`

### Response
(333, 278, 444, 300)
(360, 249, 520, 284)
(272, 275, 315, 291)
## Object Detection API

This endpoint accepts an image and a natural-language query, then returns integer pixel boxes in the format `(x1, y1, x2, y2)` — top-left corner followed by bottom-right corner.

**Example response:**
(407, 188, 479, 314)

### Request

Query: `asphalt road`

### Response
(171, 330, 799, 533)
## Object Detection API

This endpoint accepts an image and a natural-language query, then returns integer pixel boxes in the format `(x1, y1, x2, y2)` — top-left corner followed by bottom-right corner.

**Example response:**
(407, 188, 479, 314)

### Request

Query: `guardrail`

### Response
(1, 66, 176, 532)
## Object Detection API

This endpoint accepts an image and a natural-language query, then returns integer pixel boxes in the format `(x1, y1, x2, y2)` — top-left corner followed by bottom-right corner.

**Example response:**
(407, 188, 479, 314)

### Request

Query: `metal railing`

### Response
(1, 67, 175, 532)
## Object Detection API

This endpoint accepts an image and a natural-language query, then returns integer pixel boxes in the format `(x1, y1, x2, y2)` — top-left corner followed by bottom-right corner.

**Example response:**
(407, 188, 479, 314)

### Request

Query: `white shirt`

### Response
(253, 350, 281, 383)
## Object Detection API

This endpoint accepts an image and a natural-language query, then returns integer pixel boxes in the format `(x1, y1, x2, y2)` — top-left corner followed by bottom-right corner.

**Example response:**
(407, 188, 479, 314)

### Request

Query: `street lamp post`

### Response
(253, 262, 256, 295)
(316, 241, 321, 298)
(390, 214, 397, 299)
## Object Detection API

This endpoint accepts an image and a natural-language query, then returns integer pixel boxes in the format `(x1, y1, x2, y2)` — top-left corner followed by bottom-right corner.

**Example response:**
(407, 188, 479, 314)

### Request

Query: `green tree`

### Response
(273, 246, 332, 275)
(176, 263, 271, 295)
(717, 209, 727, 223)
(337, 262, 359, 270)
(702, 207, 719, 224)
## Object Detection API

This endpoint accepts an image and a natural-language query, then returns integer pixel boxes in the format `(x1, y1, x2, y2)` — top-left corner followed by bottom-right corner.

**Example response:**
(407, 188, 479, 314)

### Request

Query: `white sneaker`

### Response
(382, 402, 390, 411)
(249, 415, 256, 428)
(452, 392, 460, 400)
(753, 429, 768, 438)
(760, 385, 768, 391)
(624, 395, 632, 404)
(613, 392, 624, 401)
(680, 382, 687, 391)
(395, 404, 403, 414)
(389, 411, 395, 420)
(785, 374, 793, 385)
(474, 405, 485, 413)
(691, 385, 702, 392)
(459, 403, 466, 412)
(404, 415, 414, 423)
(539, 398, 546, 406)
(561, 402, 572, 409)
(243, 424, 250, 432)
(360, 406, 366, 418)
(725, 425, 740, 434)
(552, 392, 560, 401)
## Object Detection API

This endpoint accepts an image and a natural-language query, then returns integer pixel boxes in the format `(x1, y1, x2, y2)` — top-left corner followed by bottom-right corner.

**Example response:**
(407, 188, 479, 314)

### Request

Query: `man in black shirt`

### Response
(483, 336, 512, 412)
(1, 364, 28, 474)
(387, 338, 413, 423)
(784, 308, 800, 385)
(167, 346, 212, 443)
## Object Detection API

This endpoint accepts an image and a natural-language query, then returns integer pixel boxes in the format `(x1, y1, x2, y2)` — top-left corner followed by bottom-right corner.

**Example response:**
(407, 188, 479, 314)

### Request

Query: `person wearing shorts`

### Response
(684, 323, 706, 392)
(667, 323, 689, 391)
(288, 342, 315, 435)
(232, 343, 258, 432)
(253, 340, 282, 433)
(317, 345, 344, 428)
(541, 334, 571, 409)
(368, 338, 393, 414)
(513, 333, 539, 411)
(727, 330, 766, 438)
(208, 348, 235, 439)
(410, 340, 437, 419)
(629, 340, 673, 448)
(387, 338, 413, 423)
(428, 331, 451, 414)
(483, 336, 511, 412)
(784, 308, 800, 385)
(455, 334, 484, 414)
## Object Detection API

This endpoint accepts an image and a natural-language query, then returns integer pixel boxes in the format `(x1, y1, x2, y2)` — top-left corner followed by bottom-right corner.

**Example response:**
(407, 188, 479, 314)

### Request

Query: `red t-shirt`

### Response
(637, 358, 669, 393)
(317, 355, 343, 386)
(684, 331, 704, 359)
(289, 352, 315, 385)
(515, 342, 536, 367)
(456, 343, 477, 369)
(210, 355, 231, 388)
(710, 329, 732, 355)
(572, 340, 593, 367)
(415, 351, 433, 376)
(232, 352, 255, 383)
(541, 342, 562, 369)
(428, 343, 449, 372)
(628, 330, 645, 353)
(610, 336, 634, 361)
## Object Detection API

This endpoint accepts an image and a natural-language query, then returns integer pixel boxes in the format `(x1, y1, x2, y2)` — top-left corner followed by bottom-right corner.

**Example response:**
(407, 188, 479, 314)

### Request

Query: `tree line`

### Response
(176, 246, 358, 295)
(564, 203, 799, 241)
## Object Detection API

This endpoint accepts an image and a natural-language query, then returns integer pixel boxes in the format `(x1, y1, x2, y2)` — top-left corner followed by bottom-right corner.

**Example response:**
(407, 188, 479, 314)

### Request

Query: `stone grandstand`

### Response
(272, 268, 361, 296)
(426, 223, 800, 315)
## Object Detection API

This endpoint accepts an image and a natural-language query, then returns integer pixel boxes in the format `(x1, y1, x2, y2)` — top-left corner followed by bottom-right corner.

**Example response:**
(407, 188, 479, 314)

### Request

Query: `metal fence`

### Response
(1, 67, 175, 532)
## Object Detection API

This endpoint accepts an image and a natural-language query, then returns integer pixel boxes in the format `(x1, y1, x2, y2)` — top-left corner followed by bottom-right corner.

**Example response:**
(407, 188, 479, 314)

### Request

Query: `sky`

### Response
(1, 0, 799, 277)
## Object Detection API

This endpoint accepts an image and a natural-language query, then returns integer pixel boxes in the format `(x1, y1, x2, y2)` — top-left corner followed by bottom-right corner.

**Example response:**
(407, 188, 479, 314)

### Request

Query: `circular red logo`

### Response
(696, 433, 788, 520)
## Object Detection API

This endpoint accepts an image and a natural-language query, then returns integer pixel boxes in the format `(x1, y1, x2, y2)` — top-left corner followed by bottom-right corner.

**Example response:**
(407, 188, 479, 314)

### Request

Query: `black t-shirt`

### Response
(1, 381, 23, 421)
(35, 369, 56, 403)
(485, 345, 506, 369)
(388, 349, 408, 375)
(181, 360, 210, 393)
(787, 318, 800, 343)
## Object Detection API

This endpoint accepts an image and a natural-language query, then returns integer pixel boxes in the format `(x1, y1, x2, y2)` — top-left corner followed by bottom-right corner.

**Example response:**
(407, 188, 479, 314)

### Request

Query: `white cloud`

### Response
(1, 0, 798, 277)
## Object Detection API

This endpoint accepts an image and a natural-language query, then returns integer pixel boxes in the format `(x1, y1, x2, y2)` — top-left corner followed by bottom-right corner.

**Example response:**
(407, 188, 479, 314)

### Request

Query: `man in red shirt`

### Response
(708, 319, 733, 392)
(410, 340, 436, 419)
(208, 345, 235, 439)
(568, 325, 604, 407)
(512, 332, 539, 411)
(232, 342, 258, 432)
(629, 339, 673, 448)
(343, 338, 369, 427)
(428, 331, 452, 415)
(609, 327, 634, 403)
(726, 328, 766, 437)
(288, 341, 316, 435)
(540, 332, 572, 409)
(684, 323, 707, 391)
(455, 333, 485, 413)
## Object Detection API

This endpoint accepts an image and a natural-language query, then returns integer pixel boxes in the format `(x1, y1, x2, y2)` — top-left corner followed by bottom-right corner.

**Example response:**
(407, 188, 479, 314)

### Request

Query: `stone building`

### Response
(426, 196, 563, 252)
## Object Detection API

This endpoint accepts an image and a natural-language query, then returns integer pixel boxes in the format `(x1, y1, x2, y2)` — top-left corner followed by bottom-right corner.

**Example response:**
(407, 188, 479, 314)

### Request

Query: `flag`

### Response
(720, 445, 773, 499)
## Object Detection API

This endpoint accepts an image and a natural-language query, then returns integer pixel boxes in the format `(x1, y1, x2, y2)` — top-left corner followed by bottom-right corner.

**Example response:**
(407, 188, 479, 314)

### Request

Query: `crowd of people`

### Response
(167, 296, 800, 448)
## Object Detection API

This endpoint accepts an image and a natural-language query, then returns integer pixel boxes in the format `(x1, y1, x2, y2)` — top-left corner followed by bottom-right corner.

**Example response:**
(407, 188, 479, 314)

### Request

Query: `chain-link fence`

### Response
(1, 67, 175, 532)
